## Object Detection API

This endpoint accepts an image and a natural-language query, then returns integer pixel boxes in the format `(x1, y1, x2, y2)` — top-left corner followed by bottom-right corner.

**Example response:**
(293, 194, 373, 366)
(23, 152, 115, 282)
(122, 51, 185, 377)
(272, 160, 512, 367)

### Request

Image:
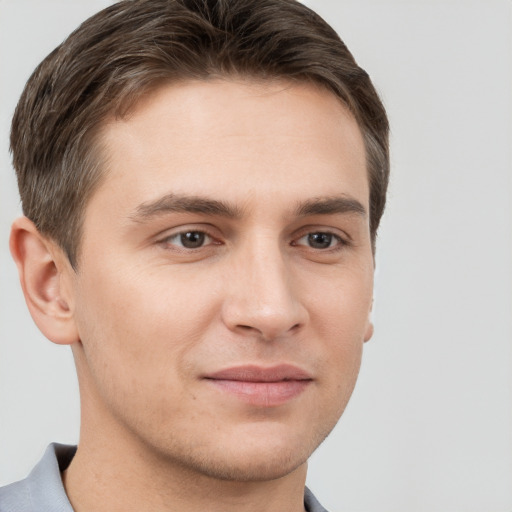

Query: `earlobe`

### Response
(9, 217, 79, 345)
(363, 320, 374, 343)
(363, 298, 374, 343)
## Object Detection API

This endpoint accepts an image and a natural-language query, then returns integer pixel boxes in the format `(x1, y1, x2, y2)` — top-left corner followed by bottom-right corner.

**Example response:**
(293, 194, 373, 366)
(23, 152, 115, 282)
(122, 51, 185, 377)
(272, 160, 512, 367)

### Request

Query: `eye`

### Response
(294, 232, 343, 250)
(164, 230, 213, 249)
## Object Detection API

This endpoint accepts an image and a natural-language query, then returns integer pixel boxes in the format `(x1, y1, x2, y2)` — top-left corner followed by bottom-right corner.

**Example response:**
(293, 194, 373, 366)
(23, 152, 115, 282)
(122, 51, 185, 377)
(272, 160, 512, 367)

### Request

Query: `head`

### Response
(10, 0, 389, 484)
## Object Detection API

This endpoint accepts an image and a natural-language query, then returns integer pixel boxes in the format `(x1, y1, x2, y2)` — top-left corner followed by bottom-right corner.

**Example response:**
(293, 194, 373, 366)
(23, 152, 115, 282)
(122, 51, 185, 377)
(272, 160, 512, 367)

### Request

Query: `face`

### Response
(68, 79, 374, 481)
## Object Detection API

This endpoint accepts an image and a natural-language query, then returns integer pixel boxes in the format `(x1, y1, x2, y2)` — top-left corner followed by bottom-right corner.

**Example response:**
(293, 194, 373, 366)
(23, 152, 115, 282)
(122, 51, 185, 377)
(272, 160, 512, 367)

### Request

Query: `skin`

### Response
(10, 79, 374, 512)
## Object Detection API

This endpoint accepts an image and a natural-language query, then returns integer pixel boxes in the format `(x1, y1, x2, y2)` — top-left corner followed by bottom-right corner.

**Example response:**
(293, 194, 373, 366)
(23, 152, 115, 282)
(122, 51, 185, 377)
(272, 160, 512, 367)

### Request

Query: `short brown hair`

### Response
(11, 0, 389, 268)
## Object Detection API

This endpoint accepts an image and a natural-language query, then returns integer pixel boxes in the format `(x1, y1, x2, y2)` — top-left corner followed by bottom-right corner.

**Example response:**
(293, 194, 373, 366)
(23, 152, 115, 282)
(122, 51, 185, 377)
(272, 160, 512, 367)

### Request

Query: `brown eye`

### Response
(165, 231, 211, 249)
(180, 231, 206, 248)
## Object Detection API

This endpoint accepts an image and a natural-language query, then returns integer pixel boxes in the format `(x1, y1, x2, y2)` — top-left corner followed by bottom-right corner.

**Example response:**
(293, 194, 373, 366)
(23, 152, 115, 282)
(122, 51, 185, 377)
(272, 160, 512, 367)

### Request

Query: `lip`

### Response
(204, 364, 313, 407)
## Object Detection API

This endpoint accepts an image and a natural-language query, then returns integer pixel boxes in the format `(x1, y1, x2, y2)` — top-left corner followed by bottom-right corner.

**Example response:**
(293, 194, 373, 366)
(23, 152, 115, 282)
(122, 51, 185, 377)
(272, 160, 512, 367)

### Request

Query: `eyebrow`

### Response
(130, 193, 243, 222)
(295, 196, 367, 218)
(129, 192, 367, 223)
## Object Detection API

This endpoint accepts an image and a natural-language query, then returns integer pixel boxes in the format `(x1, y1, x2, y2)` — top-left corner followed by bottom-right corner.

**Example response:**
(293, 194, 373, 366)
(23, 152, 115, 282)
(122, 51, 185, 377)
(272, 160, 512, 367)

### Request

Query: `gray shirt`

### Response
(0, 444, 328, 512)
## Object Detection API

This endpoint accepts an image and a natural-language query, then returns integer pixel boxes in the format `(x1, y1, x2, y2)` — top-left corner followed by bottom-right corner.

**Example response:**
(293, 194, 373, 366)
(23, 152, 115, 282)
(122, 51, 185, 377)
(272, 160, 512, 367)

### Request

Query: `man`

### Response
(1, 0, 389, 511)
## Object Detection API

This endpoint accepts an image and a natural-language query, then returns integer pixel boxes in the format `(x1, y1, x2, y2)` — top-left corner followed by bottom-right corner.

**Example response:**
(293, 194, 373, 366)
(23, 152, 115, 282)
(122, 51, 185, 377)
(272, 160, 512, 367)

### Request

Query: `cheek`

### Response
(72, 261, 220, 400)
(311, 261, 373, 339)
(309, 264, 373, 391)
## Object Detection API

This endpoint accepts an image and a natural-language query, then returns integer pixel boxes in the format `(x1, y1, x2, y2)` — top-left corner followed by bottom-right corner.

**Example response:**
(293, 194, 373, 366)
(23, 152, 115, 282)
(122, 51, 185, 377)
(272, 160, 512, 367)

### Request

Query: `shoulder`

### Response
(304, 486, 330, 512)
(0, 478, 32, 512)
(0, 444, 76, 512)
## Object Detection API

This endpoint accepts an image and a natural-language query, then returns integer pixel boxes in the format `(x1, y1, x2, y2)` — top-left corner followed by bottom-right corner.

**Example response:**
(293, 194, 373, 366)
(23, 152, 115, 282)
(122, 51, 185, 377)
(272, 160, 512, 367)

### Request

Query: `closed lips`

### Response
(203, 365, 313, 407)
(204, 364, 313, 382)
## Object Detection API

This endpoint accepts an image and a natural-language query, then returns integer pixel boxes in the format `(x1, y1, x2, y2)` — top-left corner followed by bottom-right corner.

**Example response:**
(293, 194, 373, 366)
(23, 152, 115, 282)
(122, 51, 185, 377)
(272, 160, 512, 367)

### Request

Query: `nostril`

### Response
(235, 322, 302, 339)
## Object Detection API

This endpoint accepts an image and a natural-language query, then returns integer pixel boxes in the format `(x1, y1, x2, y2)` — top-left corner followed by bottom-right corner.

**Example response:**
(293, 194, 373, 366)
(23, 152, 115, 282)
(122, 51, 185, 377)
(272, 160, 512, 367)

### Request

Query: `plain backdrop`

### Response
(1, 1, 511, 511)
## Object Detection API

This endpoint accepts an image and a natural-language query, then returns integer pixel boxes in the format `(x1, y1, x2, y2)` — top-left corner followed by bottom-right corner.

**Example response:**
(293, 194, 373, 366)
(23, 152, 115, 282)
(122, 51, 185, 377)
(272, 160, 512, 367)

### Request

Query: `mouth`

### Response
(203, 364, 313, 407)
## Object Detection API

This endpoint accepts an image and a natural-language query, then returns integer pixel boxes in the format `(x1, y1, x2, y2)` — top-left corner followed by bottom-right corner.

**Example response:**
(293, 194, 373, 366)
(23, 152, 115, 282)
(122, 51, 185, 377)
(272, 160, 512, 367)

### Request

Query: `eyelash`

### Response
(292, 232, 347, 251)
(159, 230, 219, 250)
(158, 229, 349, 252)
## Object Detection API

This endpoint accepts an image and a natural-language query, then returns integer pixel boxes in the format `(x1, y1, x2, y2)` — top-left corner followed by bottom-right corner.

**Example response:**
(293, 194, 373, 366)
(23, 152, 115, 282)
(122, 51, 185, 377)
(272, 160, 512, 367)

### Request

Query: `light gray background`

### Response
(1, 1, 511, 511)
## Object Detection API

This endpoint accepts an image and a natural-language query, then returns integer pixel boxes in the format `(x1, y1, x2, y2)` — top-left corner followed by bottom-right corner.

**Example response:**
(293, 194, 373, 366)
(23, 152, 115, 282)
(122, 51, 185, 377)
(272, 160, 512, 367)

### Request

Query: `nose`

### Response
(221, 237, 308, 341)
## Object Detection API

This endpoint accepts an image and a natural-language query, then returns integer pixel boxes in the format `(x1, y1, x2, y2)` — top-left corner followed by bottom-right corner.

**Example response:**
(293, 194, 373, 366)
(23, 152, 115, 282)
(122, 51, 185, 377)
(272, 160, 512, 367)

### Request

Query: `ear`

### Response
(9, 217, 79, 345)
(363, 298, 374, 343)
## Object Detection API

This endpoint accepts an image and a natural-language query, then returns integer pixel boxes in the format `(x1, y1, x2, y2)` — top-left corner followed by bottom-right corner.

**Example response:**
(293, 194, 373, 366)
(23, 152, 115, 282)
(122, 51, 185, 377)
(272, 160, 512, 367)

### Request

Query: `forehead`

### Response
(90, 79, 368, 220)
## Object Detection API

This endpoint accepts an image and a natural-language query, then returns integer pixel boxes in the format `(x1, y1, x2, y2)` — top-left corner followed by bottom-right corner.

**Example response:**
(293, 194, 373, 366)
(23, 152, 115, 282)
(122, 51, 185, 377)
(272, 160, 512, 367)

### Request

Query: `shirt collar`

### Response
(25, 443, 76, 512)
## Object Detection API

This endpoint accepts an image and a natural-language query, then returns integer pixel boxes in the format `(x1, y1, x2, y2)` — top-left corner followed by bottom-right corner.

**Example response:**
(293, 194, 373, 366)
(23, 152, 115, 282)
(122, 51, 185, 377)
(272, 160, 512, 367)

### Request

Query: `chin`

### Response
(151, 421, 333, 483)
(179, 444, 310, 482)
